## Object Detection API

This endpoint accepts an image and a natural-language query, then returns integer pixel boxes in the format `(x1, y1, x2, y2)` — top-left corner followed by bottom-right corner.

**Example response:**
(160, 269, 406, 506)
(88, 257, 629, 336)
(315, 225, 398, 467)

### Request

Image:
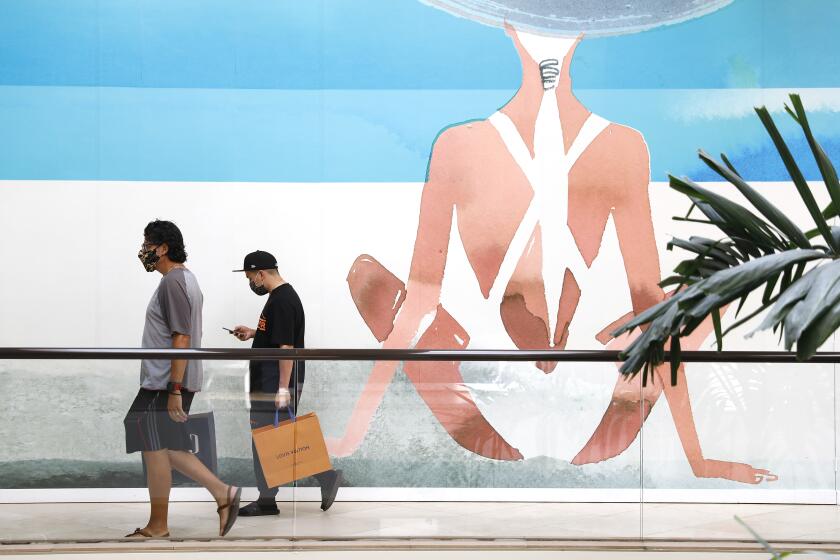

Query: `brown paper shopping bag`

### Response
(252, 408, 332, 488)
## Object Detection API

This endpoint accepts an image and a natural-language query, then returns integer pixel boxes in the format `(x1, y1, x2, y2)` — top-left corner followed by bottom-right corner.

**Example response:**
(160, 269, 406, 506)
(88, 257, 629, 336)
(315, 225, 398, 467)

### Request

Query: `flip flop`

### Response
(125, 527, 170, 539)
(217, 485, 242, 537)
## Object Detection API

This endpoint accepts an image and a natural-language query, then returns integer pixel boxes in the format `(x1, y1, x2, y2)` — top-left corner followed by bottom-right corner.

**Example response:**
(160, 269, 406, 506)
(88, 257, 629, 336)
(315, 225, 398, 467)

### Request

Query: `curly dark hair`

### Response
(144, 220, 187, 263)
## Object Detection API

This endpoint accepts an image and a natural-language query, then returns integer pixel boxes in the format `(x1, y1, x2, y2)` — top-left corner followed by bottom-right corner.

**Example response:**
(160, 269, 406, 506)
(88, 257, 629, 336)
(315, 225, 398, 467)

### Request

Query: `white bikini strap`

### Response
(485, 111, 610, 302)
(488, 112, 537, 183)
(488, 111, 610, 177)
(566, 114, 610, 168)
(486, 112, 539, 302)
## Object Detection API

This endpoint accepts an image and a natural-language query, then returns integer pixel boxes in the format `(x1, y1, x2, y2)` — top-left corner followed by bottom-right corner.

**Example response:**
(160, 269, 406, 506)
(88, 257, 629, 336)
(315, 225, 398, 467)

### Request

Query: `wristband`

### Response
(167, 381, 184, 393)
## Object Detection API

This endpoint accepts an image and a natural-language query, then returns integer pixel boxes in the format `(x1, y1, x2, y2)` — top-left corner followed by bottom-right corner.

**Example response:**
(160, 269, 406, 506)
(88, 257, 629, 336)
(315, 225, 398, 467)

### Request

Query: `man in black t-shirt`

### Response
(231, 250, 341, 516)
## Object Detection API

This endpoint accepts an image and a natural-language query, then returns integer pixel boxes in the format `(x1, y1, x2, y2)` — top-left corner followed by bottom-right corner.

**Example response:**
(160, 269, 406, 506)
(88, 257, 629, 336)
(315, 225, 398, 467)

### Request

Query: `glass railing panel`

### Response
(0, 357, 296, 541)
(298, 358, 643, 539)
(640, 358, 836, 542)
(8, 351, 838, 544)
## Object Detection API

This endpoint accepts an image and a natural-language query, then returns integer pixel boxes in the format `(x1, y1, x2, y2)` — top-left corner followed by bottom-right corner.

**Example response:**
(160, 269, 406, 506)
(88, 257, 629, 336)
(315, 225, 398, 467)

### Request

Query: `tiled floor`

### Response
(1, 501, 839, 544)
(0, 552, 802, 560)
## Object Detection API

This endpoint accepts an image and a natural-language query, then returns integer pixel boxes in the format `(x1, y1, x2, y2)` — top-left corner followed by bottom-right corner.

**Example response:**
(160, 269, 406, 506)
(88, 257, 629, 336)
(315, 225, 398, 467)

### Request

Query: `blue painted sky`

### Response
(1, 0, 840, 182)
(2, 0, 839, 90)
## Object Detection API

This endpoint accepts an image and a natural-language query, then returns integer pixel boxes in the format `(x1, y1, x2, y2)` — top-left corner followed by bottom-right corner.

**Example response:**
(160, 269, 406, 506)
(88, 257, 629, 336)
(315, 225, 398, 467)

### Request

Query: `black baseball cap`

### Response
(233, 250, 278, 272)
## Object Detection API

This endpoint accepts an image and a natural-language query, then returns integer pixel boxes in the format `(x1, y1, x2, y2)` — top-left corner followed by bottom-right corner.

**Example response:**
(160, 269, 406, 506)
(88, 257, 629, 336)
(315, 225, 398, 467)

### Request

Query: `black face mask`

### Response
(138, 246, 160, 272)
(249, 279, 269, 296)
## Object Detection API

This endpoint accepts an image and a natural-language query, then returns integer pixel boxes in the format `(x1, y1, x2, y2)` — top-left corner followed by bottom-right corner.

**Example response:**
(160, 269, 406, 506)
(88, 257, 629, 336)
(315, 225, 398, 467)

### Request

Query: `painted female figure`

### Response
(336, 0, 774, 484)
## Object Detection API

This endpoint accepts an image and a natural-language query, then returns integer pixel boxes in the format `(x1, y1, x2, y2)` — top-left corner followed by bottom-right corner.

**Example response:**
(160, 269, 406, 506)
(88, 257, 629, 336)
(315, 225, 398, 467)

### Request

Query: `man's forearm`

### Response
(278, 345, 294, 390)
(170, 333, 190, 384)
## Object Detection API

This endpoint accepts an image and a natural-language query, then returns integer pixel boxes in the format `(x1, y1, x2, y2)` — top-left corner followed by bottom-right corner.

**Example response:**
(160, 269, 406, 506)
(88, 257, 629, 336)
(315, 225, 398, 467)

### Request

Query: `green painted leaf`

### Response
(711, 308, 723, 351)
(670, 176, 785, 253)
(822, 200, 838, 220)
(698, 149, 810, 249)
(694, 249, 824, 299)
(755, 105, 838, 252)
(723, 294, 780, 338)
(612, 297, 674, 337)
(735, 292, 749, 317)
(788, 94, 840, 220)
(669, 334, 680, 386)
(750, 262, 832, 337)
(720, 152, 742, 177)
(783, 260, 840, 348)
(762, 272, 780, 304)
(797, 296, 840, 359)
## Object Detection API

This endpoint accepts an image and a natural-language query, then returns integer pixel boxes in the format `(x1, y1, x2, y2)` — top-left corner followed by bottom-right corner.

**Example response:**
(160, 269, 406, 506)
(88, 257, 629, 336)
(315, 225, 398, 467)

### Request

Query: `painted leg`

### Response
(573, 302, 707, 465)
(328, 255, 411, 457)
(571, 368, 661, 465)
(337, 255, 521, 460)
(404, 305, 523, 460)
(329, 303, 523, 460)
(347, 254, 407, 342)
(325, 358, 402, 457)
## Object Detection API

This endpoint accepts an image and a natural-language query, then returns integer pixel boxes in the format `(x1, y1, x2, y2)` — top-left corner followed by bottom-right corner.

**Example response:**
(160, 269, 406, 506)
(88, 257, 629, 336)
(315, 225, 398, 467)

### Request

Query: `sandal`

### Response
(125, 527, 170, 539)
(217, 485, 242, 537)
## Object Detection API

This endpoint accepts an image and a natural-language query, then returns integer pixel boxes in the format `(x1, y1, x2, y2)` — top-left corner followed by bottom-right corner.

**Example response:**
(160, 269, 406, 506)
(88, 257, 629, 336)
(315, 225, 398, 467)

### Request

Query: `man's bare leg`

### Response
(168, 450, 238, 534)
(168, 450, 232, 504)
(141, 450, 173, 537)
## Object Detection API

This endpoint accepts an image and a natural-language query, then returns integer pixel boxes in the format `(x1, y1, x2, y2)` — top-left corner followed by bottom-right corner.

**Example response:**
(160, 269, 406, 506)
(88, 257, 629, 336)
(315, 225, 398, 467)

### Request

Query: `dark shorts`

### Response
(124, 388, 195, 454)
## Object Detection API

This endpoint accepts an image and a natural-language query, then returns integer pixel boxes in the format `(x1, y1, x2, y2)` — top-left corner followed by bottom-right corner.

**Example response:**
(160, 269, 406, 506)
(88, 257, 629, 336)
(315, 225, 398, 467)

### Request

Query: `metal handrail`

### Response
(0, 347, 839, 363)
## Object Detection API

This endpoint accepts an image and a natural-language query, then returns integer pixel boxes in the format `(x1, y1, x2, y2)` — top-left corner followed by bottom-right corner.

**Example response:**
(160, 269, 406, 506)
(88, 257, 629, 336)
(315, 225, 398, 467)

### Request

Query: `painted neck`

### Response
(516, 31, 576, 91)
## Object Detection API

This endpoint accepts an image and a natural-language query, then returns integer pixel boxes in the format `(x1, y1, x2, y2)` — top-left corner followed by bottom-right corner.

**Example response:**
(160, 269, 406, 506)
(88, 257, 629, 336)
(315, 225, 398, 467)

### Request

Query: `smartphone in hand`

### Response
(222, 327, 235, 334)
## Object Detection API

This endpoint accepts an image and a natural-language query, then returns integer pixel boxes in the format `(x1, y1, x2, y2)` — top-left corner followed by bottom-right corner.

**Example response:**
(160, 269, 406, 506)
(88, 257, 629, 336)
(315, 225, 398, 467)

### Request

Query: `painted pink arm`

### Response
(590, 138, 774, 483)
(572, 127, 663, 464)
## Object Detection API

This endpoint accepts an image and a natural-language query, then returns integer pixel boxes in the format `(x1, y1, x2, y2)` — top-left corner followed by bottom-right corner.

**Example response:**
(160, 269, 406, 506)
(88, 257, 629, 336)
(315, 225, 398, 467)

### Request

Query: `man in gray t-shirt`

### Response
(123, 220, 240, 539)
(140, 266, 203, 392)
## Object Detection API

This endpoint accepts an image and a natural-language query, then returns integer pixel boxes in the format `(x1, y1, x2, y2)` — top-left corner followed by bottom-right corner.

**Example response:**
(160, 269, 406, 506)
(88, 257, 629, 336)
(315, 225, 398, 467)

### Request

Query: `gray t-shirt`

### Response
(140, 267, 204, 392)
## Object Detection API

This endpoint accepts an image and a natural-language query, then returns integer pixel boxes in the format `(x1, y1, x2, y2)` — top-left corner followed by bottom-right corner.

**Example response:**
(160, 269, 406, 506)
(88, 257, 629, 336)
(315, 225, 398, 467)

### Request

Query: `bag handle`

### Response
(273, 362, 300, 427)
(273, 402, 296, 427)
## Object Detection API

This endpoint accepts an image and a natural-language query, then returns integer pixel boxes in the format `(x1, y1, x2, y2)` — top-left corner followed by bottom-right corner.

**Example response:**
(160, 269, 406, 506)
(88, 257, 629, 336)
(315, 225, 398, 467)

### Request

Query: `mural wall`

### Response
(1, 0, 839, 496)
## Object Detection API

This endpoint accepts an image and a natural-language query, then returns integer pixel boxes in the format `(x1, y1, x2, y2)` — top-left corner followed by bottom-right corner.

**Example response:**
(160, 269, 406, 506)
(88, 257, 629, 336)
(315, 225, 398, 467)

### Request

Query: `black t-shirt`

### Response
(249, 283, 305, 394)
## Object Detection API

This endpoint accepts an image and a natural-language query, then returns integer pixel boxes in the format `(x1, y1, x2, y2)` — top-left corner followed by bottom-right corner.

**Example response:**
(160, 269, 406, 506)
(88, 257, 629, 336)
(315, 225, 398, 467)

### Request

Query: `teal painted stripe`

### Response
(2, 86, 839, 182)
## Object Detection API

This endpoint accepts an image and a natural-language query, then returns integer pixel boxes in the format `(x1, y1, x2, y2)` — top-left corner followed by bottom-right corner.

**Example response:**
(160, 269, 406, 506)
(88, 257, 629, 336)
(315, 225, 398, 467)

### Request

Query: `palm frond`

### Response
(618, 94, 840, 379)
